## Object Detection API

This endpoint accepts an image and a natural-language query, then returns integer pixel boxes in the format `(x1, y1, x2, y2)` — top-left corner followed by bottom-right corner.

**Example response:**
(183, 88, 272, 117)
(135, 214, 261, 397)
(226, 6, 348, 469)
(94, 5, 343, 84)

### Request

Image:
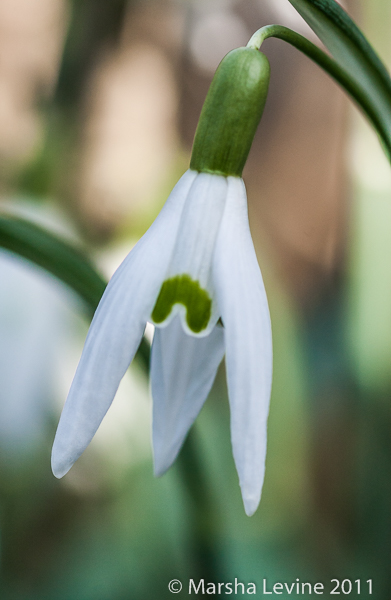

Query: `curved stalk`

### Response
(248, 25, 391, 161)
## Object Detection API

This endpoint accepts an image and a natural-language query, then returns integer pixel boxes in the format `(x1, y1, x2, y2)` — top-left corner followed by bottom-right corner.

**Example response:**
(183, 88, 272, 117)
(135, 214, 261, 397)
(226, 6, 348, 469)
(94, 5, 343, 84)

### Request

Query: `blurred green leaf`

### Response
(288, 0, 391, 158)
(0, 214, 151, 369)
(0, 215, 105, 313)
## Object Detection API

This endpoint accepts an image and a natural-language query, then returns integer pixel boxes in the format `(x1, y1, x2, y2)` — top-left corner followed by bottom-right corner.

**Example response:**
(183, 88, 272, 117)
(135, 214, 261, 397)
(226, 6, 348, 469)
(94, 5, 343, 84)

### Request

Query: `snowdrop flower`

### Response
(52, 47, 272, 515)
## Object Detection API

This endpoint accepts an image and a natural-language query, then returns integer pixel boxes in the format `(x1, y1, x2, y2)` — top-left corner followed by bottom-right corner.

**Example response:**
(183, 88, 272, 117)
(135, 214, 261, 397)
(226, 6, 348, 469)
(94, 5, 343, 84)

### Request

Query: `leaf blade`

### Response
(0, 214, 151, 370)
(288, 0, 391, 157)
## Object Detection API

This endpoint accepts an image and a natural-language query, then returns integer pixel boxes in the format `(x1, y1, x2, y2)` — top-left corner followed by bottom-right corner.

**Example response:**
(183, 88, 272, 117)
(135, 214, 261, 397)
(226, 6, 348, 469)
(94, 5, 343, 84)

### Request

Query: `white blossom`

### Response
(52, 169, 272, 516)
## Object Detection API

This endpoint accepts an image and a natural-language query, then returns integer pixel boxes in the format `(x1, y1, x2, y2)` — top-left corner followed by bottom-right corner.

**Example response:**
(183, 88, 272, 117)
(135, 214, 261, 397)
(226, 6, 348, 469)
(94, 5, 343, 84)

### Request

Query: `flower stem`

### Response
(178, 429, 222, 585)
(247, 25, 391, 160)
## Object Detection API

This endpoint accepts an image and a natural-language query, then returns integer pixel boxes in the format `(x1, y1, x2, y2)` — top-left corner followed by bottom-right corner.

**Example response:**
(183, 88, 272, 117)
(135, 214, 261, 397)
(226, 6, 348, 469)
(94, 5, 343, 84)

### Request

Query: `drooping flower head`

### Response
(52, 46, 272, 516)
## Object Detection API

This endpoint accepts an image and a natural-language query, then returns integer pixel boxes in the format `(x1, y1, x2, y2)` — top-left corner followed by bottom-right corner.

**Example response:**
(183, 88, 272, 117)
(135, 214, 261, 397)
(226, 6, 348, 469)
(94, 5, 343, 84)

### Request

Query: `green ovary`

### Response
(151, 275, 212, 333)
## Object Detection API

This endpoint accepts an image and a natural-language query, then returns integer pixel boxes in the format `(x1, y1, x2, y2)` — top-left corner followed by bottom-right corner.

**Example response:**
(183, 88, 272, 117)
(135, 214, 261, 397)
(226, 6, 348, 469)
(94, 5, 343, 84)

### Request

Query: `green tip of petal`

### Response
(151, 275, 212, 334)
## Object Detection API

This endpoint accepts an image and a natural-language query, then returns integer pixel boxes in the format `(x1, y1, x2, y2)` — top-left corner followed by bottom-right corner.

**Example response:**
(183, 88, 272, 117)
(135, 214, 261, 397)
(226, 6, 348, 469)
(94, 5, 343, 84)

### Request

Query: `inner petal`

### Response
(151, 171, 228, 335)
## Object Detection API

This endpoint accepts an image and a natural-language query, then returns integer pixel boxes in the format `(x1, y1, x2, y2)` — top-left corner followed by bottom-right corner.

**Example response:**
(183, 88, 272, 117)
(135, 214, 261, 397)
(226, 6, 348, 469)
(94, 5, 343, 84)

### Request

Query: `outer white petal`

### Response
(52, 170, 197, 478)
(151, 316, 225, 476)
(213, 177, 273, 516)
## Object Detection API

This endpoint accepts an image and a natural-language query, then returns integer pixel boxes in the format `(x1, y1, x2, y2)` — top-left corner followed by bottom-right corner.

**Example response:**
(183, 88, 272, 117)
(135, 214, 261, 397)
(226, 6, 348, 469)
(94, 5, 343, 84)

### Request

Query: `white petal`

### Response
(213, 177, 273, 516)
(155, 172, 228, 336)
(151, 316, 225, 476)
(52, 170, 197, 478)
(168, 172, 227, 284)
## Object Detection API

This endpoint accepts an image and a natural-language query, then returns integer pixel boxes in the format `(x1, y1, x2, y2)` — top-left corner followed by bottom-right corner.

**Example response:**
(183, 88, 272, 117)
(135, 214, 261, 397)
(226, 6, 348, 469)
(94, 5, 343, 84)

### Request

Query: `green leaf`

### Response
(0, 214, 150, 371)
(0, 215, 106, 313)
(288, 0, 391, 158)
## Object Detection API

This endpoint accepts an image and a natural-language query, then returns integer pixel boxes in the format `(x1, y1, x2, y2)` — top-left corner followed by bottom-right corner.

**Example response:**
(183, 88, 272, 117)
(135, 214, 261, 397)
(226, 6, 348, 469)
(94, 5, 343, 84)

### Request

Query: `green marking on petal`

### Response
(152, 275, 212, 333)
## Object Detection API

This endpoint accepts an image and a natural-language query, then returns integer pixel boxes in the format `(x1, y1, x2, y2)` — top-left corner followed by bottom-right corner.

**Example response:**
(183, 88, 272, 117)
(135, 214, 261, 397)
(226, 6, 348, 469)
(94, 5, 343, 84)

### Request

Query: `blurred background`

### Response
(0, 0, 391, 598)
